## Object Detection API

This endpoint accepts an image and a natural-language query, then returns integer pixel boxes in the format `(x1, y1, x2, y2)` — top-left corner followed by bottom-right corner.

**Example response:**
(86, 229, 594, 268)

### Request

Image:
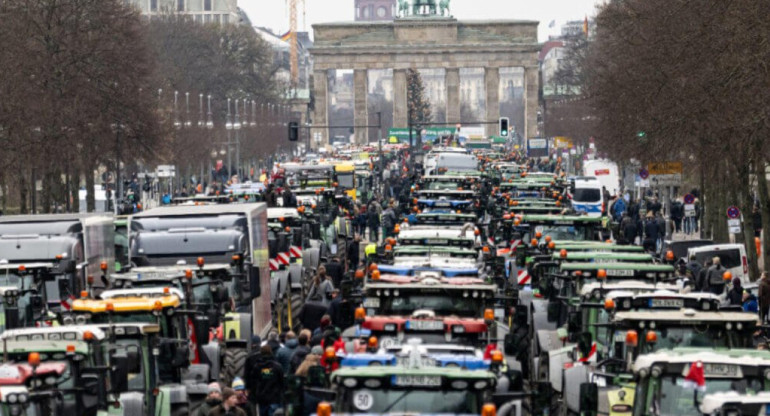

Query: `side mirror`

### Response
(506, 369, 524, 392)
(57, 259, 76, 274)
(579, 382, 598, 413)
(546, 302, 560, 323)
(567, 311, 581, 335)
(212, 284, 229, 304)
(503, 333, 515, 355)
(4, 306, 19, 330)
(194, 315, 211, 348)
(248, 266, 261, 299)
(577, 332, 592, 360)
(109, 353, 129, 393)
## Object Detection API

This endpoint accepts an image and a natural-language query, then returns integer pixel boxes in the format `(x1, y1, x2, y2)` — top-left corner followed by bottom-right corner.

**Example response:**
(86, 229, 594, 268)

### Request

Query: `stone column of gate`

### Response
(484, 67, 500, 137)
(446, 68, 460, 124)
(524, 66, 539, 141)
(393, 69, 407, 128)
(312, 69, 329, 148)
(353, 69, 369, 144)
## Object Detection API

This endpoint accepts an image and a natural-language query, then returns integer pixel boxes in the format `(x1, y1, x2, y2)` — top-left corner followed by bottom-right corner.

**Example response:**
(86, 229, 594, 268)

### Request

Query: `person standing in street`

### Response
(208, 388, 247, 416)
(705, 257, 727, 295)
(196, 383, 223, 416)
(245, 346, 285, 416)
(759, 272, 770, 323)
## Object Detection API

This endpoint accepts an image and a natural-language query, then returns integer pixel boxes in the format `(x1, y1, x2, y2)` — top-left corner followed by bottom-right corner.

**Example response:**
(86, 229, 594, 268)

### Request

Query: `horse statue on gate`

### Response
(398, 0, 410, 17)
(439, 0, 450, 16)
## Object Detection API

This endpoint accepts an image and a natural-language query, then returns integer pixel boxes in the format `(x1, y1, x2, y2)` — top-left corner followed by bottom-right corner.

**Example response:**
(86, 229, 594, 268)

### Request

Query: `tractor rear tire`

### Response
(219, 347, 248, 386)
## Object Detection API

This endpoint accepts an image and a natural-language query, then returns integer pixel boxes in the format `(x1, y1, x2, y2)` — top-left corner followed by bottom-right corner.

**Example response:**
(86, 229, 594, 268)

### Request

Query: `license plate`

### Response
(426, 239, 448, 245)
(406, 320, 444, 331)
(593, 259, 617, 264)
(363, 298, 380, 308)
(606, 269, 633, 277)
(392, 375, 442, 387)
(703, 363, 740, 377)
(136, 272, 165, 280)
(435, 202, 450, 207)
(650, 298, 683, 308)
(396, 356, 436, 367)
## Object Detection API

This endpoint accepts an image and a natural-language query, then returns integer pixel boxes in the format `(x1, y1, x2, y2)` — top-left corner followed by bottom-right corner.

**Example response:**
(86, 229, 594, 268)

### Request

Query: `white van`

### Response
(688, 243, 749, 285)
(582, 159, 620, 196)
(571, 176, 604, 217)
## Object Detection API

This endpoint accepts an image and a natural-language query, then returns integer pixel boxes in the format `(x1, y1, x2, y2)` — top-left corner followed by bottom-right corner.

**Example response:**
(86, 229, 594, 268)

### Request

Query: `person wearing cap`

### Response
(246, 345, 284, 416)
(207, 387, 246, 416)
(231, 377, 254, 416)
(195, 382, 222, 416)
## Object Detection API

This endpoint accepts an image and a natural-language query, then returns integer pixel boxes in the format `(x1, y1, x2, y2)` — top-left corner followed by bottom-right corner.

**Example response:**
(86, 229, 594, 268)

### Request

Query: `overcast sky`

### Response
(241, 0, 606, 42)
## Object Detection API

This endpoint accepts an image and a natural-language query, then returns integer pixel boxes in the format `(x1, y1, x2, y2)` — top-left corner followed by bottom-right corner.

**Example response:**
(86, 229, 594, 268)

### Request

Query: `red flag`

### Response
(682, 361, 706, 391)
(583, 16, 589, 37)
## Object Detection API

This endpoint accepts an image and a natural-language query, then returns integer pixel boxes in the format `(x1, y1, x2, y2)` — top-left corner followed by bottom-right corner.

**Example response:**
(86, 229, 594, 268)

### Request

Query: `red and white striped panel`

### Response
(289, 245, 303, 258)
(487, 237, 495, 246)
(510, 240, 521, 251)
(278, 252, 291, 266)
(269, 259, 280, 271)
(517, 269, 530, 285)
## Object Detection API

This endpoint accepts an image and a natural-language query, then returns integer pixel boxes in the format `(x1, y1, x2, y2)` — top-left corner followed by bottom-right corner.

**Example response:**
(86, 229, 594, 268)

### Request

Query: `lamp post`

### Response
(234, 98, 242, 181)
(225, 98, 233, 182)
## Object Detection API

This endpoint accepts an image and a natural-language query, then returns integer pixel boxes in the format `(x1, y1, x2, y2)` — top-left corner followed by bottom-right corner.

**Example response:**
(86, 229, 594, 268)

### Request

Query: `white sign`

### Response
(353, 390, 374, 411)
(528, 139, 547, 148)
(684, 204, 696, 217)
(156, 165, 176, 178)
(649, 174, 682, 187)
(727, 218, 742, 234)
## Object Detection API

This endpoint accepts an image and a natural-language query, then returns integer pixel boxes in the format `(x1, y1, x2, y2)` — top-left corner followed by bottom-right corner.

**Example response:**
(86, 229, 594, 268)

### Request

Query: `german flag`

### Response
(280, 30, 292, 41)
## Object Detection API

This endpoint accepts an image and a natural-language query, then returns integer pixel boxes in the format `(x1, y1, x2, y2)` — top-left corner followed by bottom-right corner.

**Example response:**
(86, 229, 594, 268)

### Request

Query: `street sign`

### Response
(684, 193, 695, 204)
(726, 206, 741, 219)
(684, 204, 696, 217)
(639, 168, 649, 180)
(728, 218, 742, 234)
(649, 174, 682, 187)
(647, 162, 683, 175)
(156, 165, 176, 178)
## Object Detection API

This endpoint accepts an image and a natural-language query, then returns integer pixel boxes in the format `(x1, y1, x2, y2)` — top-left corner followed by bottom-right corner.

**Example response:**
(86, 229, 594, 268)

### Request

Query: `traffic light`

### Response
(499, 117, 509, 137)
(288, 121, 299, 141)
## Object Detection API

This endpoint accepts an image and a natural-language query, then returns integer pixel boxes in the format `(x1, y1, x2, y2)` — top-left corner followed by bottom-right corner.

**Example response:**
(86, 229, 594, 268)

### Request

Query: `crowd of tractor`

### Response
(0, 143, 768, 416)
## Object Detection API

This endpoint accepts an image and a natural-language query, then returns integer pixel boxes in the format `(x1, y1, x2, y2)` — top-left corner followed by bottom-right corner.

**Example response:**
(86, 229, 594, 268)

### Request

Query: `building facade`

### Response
(355, 0, 397, 21)
(125, 0, 242, 25)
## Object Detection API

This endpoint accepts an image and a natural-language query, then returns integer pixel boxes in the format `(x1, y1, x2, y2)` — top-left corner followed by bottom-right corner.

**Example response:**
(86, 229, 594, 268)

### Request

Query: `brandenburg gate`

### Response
(309, 1, 540, 145)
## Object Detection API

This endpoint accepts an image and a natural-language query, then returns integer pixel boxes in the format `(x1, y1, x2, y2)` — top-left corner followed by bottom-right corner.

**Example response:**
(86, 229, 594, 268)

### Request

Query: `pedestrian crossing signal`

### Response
(499, 117, 509, 137)
(288, 121, 299, 141)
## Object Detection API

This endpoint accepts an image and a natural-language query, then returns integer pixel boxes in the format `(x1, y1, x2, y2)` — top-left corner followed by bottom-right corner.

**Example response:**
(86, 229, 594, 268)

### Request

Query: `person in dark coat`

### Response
(347, 234, 361, 271)
(620, 213, 636, 245)
(289, 330, 312, 374)
(246, 346, 284, 416)
(324, 257, 345, 289)
(758, 272, 770, 323)
(242, 335, 262, 389)
(727, 278, 743, 306)
(275, 331, 298, 374)
(208, 388, 247, 416)
(685, 255, 702, 289)
(642, 213, 658, 253)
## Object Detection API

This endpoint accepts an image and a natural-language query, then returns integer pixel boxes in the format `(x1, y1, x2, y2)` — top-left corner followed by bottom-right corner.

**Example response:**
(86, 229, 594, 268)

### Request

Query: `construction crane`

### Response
(286, 0, 305, 87)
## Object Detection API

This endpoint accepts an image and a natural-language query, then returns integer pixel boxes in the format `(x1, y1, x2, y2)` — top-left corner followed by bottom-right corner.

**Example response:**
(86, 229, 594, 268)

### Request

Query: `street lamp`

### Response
(173, 91, 181, 129)
(184, 92, 192, 128)
(206, 94, 214, 129)
(225, 98, 233, 181)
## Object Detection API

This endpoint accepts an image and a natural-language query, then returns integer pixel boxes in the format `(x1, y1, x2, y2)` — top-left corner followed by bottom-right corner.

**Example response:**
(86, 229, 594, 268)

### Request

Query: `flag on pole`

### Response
(582, 16, 589, 37)
(548, 20, 556, 28)
(280, 30, 292, 41)
(682, 361, 707, 392)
